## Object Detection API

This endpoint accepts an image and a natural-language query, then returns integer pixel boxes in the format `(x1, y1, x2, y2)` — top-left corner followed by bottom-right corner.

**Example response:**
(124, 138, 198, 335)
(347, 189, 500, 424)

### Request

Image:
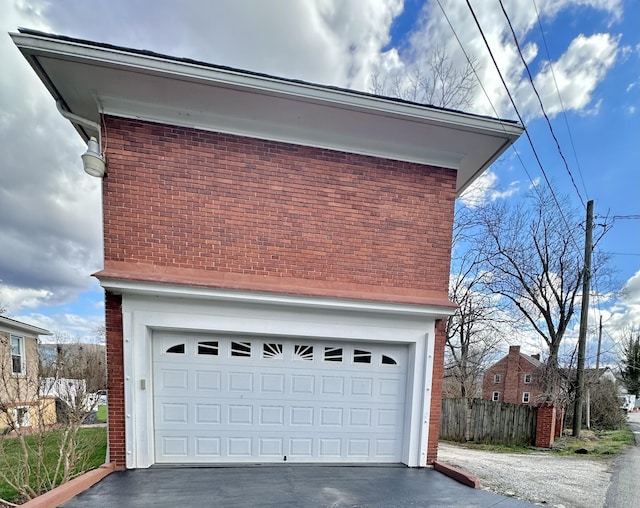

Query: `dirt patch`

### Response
(438, 442, 615, 508)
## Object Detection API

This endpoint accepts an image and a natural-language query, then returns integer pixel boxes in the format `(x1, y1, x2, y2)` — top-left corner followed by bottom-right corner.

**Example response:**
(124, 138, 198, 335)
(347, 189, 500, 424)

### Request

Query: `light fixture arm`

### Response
(55, 100, 102, 150)
(56, 100, 106, 177)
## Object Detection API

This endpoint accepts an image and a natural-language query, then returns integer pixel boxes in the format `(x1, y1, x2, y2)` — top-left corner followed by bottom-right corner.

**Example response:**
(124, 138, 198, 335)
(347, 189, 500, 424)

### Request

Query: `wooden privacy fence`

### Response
(440, 398, 537, 445)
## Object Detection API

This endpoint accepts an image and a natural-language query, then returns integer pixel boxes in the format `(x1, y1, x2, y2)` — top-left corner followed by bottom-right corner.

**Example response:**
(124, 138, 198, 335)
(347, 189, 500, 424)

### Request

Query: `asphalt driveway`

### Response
(60, 464, 535, 507)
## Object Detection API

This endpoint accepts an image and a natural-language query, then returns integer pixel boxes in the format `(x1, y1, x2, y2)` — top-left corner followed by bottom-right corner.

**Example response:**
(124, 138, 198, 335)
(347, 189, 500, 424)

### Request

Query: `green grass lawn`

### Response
(0, 426, 107, 504)
(446, 427, 635, 457)
(96, 404, 107, 423)
(552, 428, 635, 456)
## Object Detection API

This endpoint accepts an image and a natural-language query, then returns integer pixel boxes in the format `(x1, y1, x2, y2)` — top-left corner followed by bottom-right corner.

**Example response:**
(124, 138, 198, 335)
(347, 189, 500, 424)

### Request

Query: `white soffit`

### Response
(11, 30, 523, 194)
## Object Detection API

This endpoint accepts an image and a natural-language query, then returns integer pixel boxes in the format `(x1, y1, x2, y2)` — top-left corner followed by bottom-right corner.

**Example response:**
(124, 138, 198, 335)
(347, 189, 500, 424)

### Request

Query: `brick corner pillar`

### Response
(105, 291, 126, 469)
(426, 319, 447, 465)
(535, 403, 557, 448)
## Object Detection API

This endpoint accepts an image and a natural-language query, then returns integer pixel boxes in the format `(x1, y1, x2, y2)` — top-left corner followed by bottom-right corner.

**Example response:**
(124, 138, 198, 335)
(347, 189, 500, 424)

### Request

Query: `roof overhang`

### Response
(11, 29, 523, 195)
(0, 315, 52, 337)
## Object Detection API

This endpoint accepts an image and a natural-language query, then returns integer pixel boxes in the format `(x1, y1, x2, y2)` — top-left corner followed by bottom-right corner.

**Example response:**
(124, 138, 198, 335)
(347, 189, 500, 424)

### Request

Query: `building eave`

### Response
(11, 29, 523, 195)
(0, 315, 52, 337)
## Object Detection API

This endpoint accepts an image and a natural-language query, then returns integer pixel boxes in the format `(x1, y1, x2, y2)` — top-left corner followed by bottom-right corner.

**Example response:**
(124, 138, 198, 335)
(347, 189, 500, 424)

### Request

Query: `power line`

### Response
(463, 0, 585, 259)
(498, 0, 586, 209)
(435, 0, 542, 211)
(532, 0, 589, 201)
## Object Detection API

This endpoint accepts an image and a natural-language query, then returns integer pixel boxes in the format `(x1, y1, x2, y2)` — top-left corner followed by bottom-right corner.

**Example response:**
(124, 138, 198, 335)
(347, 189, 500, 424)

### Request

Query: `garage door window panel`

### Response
(353, 349, 372, 364)
(198, 341, 219, 356)
(294, 345, 313, 361)
(166, 344, 185, 354)
(381, 355, 397, 365)
(324, 347, 343, 362)
(231, 341, 251, 358)
(263, 343, 283, 359)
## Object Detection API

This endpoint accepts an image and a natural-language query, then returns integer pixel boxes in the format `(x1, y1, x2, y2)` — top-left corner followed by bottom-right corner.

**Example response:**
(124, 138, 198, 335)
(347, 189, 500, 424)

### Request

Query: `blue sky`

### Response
(0, 1, 638, 358)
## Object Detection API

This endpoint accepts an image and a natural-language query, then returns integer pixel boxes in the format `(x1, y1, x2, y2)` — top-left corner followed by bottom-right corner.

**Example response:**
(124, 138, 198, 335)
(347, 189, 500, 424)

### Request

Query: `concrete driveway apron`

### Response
(60, 465, 536, 507)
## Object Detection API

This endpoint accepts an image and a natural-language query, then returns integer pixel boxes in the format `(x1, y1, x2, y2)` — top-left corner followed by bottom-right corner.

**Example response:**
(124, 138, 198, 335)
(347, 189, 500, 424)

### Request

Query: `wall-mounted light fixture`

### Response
(56, 100, 106, 178)
(81, 137, 106, 177)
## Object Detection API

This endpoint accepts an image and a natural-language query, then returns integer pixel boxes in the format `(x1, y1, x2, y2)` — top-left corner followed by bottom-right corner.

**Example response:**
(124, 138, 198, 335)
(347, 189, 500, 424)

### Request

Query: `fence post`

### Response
(535, 403, 556, 448)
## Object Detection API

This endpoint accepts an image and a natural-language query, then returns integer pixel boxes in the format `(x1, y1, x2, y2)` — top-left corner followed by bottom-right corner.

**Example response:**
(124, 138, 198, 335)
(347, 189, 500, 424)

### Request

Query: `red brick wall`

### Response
(101, 117, 456, 292)
(101, 116, 458, 467)
(105, 291, 125, 469)
(427, 319, 447, 464)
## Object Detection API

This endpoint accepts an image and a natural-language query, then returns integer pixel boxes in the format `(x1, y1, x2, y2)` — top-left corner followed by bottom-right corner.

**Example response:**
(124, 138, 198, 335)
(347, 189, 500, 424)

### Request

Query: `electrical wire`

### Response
(499, 0, 586, 209)
(463, 0, 585, 259)
(436, 0, 554, 211)
(532, 0, 590, 201)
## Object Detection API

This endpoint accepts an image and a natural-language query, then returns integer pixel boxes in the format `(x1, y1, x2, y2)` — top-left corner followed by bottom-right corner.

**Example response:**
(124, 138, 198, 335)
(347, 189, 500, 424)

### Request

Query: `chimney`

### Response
(509, 345, 521, 355)
(532, 353, 541, 361)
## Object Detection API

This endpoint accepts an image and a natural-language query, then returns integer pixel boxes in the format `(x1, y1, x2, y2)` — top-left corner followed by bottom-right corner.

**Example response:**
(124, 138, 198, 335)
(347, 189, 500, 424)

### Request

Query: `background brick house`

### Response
(15, 29, 522, 469)
(482, 345, 545, 405)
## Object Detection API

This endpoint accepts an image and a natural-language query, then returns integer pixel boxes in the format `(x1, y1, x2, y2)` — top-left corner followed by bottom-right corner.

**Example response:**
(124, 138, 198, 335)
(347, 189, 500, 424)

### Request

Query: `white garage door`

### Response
(152, 333, 408, 464)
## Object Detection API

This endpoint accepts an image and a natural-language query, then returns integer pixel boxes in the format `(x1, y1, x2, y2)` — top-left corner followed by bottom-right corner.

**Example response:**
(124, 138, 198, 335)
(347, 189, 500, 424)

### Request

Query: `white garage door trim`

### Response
(153, 334, 408, 464)
(109, 284, 451, 468)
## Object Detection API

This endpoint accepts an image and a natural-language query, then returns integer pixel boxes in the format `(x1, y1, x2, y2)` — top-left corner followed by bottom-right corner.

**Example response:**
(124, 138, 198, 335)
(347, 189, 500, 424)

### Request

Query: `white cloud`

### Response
(528, 33, 619, 118)
(0, 285, 54, 313)
(391, 1, 623, 120)
(459, 170, 520, 207)
(12, 311, 104, 343)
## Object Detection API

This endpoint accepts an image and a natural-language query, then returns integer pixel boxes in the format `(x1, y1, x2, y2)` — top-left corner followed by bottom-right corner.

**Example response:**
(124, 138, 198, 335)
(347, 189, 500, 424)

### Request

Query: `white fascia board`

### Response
(99, 278, 455, 320)
(12, 31, 521, 137)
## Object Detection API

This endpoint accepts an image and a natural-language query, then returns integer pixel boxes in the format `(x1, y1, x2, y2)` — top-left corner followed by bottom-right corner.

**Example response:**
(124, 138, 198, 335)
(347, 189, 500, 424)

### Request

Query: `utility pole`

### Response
(573, 200, 594, 438)
(595, 315, 603, 372)
(587, 316, 603, 431)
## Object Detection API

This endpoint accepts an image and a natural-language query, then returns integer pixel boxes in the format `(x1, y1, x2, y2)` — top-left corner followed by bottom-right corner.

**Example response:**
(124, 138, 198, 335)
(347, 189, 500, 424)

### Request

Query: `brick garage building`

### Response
(482, 345, 545, 405)
(14, 29, 522, 469)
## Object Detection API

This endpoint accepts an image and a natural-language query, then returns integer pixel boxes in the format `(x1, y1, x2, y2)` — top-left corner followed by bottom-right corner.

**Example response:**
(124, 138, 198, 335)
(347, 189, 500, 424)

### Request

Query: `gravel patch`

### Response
(438, 442, 614, 508)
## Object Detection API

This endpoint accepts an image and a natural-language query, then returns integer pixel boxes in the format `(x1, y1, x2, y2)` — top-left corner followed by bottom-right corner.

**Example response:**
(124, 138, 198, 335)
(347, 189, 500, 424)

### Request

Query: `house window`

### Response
(13, 406, 30, 428)
(10, 335, 25, 375)
(382, 355, 397, 365)
(493, 374, 501, 384)
(522, 392, 531, 404)
(492, 391, 500, 402)
(524, 373, 532, 384)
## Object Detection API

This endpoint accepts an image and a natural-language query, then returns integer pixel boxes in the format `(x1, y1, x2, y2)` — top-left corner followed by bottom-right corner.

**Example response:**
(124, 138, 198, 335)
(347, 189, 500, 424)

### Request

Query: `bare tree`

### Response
(370, 47, 479, 110)
(0, 333, 105, 504)
(445, 206, 508, 400)
(474, 188, 589, 399)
